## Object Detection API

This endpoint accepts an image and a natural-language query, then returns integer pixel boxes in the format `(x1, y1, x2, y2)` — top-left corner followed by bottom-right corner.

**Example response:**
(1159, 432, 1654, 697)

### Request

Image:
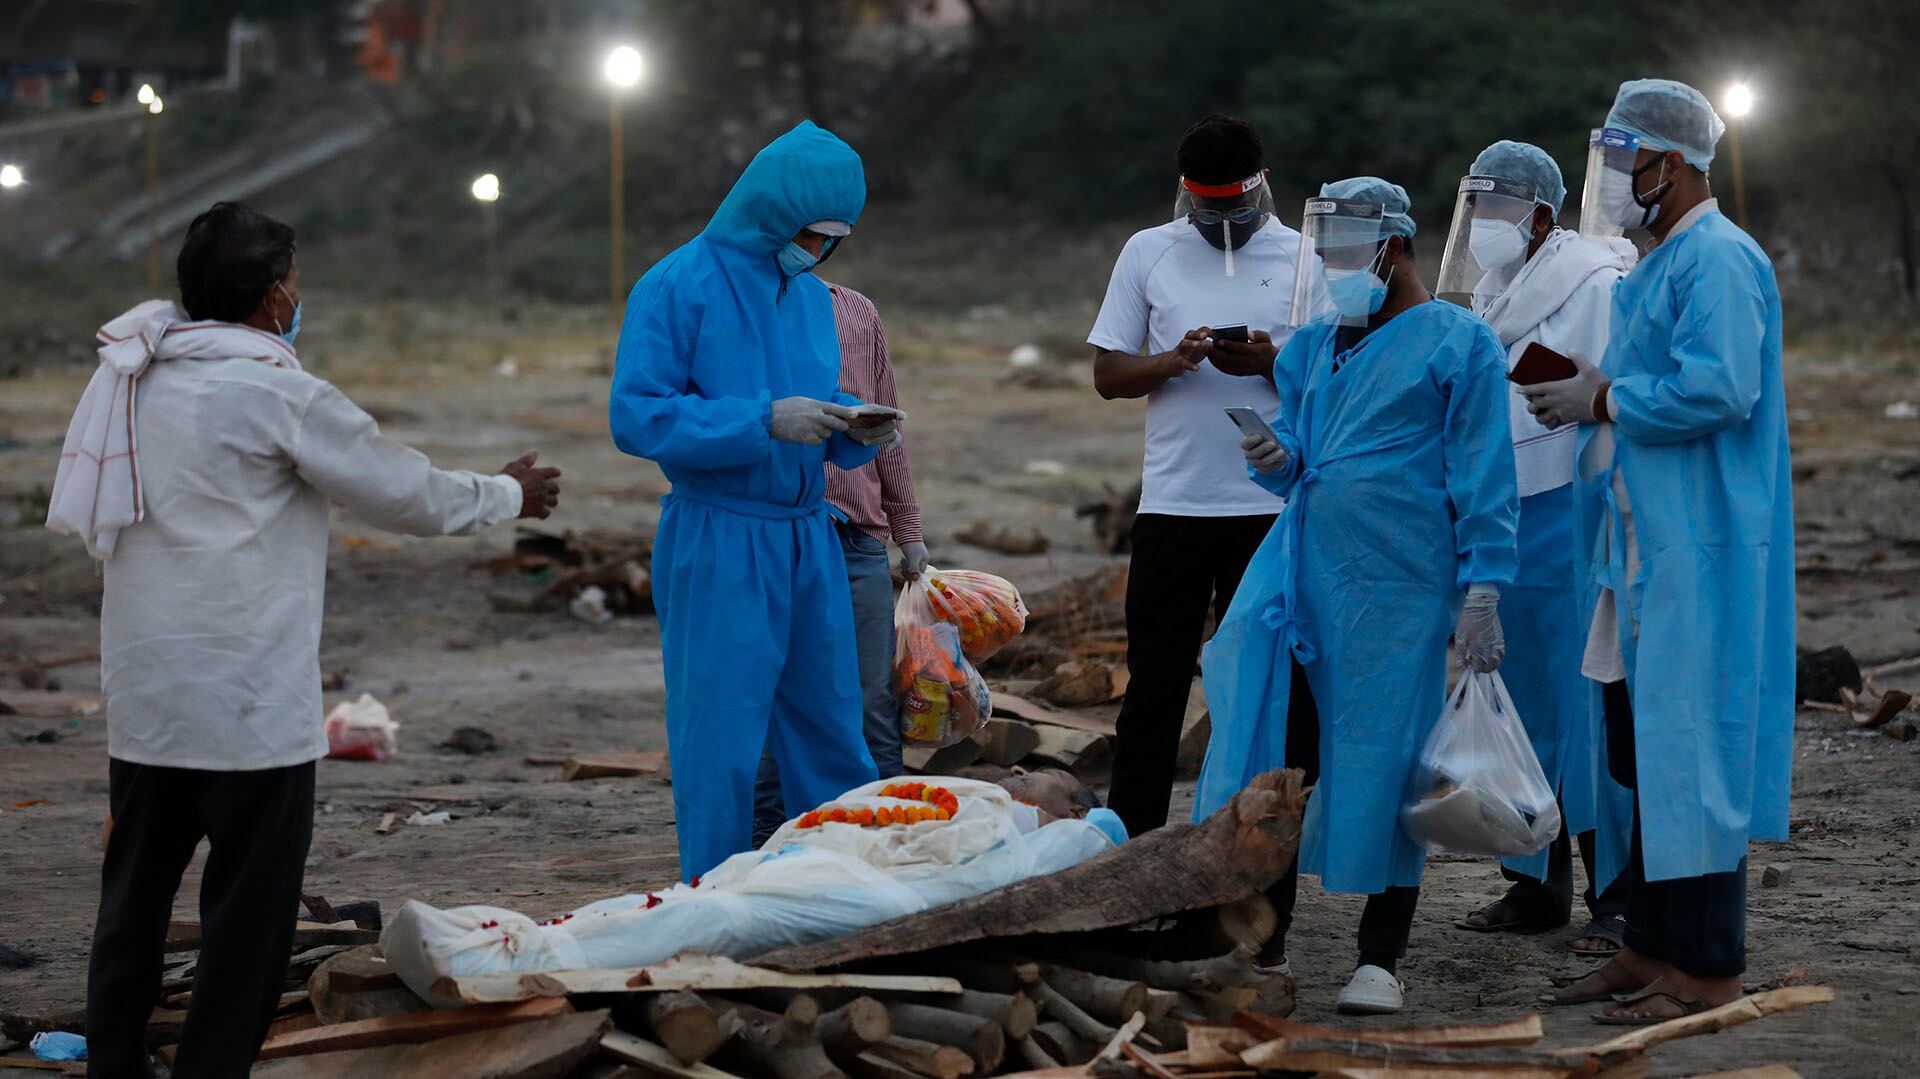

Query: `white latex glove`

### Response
(1456, 586, 1505, 673)
(846, 416, 902, 447)
(770, 397, 854, 444)
(1242, 432, 1289, 474)
(1518, 354, 1610, 430)
(899, 540, 929, 580)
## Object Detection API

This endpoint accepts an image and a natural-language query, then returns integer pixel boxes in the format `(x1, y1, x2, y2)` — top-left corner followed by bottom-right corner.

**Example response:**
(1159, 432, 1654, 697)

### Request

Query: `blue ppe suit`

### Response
(1576, 209, 1793, 887)
(610, 122, 881, 881)
(1195, 300, 1519, 893)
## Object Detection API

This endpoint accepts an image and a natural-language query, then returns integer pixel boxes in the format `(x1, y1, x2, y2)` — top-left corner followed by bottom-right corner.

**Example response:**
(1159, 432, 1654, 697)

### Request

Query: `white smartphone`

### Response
(1223, 405, 1278, 443)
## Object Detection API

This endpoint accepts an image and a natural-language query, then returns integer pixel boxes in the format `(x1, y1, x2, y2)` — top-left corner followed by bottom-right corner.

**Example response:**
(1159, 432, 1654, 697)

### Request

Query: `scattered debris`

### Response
(0, 944, 35, 970)
(570, 585, 614, 624)
(1034, 659, 1124, 709)
(1008, 344, 1043, 368)
(1000, 366, 1077, 390)
(1796, 645, 1862, 704)
(16, 729, 62, 744)
(1886, 400, 1917, 420)
(955, 521, 1051, 556)
(1762, 863, 1794, 888)
(495, 358, 521, 378)
(405, 811, 451, 827)
(1076, 482, 1141, 555)
(324, 694, 399, 762)
(320, 667, 350, 693)
(479, 527, 655, 618)
(1024, 460, 1068, 477)
(443, 726, 497, 755)
(375, 812, 397, 835)
(539, 751, 671, 782)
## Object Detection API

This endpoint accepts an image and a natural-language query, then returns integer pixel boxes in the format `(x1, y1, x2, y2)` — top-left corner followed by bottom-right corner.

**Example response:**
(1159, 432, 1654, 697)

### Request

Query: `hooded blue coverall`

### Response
(610, 122, 881, 880)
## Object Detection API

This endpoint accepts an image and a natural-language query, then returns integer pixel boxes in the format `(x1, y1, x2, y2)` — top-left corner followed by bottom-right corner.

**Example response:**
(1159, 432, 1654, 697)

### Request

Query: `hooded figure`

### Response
(610, 122, 882, 879)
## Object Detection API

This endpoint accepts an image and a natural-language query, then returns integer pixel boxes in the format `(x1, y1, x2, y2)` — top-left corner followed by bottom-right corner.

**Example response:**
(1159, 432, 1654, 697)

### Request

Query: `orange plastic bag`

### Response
(913, 567, 1027, 662)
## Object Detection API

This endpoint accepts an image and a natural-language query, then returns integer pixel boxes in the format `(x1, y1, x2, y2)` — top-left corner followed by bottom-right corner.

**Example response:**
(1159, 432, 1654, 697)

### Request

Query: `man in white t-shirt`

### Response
(1088, 114, 1304, 837)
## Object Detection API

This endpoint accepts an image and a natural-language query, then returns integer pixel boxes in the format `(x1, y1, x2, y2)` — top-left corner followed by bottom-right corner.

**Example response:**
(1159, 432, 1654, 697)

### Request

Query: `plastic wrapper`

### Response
(912, 567, 1027, 662)
(894, 564, 1017, 747)
(324, 693, 398, 762)
(1400, 672, 1559, 857)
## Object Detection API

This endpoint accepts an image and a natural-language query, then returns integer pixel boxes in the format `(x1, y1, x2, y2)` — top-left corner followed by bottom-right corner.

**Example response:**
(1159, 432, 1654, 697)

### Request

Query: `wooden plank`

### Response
(990, 693, 1117, 737)
(1682, 1068, 1800, 1079)
(1185, 1024, 1260, 1069)
(309, 945, 429, 1024)
(975, 719, 1041, 768)
(601, 1030, 748, 1079)
(256, 998, 572, 1060)
(562, 751, 670, 782)
(0, 692, 103, 718)
(251, 1008, 610, 1078)
(432, 955, 962, 1005)
(1026, 727, 1111, 775)
(1561, 986, 1835, 1055)
(164, 919, 378, 954)
(755, 769, 1305, 972)
(1241, 1036, 1635, 1076)
(903, 738, 984, 776)
(1231, 1011, 1544, 1048)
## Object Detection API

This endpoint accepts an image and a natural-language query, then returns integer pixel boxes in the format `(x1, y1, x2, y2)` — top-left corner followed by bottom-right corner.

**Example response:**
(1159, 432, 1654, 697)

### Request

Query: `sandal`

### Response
(1570, 913, 1626, 958)
(1591, 978, 1711, 1025)
(1456, 896, 1564, 934)
(1545, 959, 1650, 1005)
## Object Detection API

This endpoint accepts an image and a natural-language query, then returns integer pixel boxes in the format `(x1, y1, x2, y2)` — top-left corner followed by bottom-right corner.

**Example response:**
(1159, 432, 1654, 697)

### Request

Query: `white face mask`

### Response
(1468, 216, 1530, 273)
(1603, 159, 1666, 230)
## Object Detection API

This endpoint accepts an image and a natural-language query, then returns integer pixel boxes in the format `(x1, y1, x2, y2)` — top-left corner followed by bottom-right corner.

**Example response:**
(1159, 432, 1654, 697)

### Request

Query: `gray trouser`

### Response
(753, 520, 899, 845)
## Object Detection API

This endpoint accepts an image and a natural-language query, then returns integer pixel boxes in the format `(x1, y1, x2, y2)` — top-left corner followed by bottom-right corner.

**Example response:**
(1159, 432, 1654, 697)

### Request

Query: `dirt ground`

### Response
(2, 302, 1917, 1076)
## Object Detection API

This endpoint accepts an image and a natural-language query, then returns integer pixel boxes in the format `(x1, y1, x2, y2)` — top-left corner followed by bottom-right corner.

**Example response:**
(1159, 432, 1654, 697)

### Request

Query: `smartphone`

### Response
(1211, 324, 1251, 344)
(1507, 342, 1578, 386)
(1223, 405, 1278, 444)
(847, 404, 904, 428)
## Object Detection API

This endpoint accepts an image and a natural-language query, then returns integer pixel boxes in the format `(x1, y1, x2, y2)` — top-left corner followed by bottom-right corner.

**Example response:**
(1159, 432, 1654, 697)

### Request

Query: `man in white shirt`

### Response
(48, 202, 560, 1075)
(1088, 114, 1303, 836)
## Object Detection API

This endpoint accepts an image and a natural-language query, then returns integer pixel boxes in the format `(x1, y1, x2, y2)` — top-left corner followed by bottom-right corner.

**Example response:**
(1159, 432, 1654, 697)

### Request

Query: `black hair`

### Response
(176, 202, 296, 323)
(1176, 114, 1263, 186)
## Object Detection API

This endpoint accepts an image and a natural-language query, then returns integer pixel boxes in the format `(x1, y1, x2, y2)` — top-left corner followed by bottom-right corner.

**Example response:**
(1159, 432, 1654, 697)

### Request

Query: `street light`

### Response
(0, 164, 23, 189)
(144, 93, 166, 290)
(1722, 82, 1755, 231)
(602, 44, 645, 330)
(472, 173, 502, 304)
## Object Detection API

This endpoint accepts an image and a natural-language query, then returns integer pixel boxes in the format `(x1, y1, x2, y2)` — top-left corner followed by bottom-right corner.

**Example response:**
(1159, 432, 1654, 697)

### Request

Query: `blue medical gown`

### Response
(1575, 210, 1794, 887)
(1194, 301, 1519, 894)
(610, 122, 881, 880)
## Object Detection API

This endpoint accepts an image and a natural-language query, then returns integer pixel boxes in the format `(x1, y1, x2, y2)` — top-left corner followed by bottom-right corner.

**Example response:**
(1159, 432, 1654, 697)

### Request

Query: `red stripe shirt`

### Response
(824, 283, 923, 546)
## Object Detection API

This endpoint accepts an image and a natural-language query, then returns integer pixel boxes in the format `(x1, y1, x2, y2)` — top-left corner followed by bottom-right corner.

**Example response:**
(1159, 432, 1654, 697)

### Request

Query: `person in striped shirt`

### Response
(752, 281, 928, 845)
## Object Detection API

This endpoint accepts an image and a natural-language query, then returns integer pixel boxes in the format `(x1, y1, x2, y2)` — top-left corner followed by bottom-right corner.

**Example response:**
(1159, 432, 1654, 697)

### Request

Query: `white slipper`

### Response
(1335, 964, 1405, 1015)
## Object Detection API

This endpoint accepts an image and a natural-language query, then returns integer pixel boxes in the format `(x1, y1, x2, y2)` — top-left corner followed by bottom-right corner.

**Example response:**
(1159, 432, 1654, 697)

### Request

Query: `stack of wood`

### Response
(904, 693, 1117, 780)
(477, 526, 655, 616)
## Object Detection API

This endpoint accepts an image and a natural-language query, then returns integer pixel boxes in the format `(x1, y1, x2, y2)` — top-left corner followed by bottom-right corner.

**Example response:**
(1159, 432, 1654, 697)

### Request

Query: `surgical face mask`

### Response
(1468, 216, 1530, 273)
(273, 282, 301, 346)
(1324, 244, 1392, 318)
(777, 241, 819, 278)
(1605, 158, 1669, 230)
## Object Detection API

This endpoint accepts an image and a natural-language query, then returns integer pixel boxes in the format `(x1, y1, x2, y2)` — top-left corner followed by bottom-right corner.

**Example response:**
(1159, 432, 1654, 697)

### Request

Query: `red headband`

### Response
(1181, 172, 1263, 199)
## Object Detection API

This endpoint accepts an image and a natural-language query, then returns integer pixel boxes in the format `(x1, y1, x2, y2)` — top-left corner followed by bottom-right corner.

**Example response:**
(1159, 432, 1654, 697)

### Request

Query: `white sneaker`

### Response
(1335, 964, 1405, 1015)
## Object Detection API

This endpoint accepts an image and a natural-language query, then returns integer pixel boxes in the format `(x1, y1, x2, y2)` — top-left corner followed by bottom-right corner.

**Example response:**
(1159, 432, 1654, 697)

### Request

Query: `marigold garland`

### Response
(794, 783, 960, 830)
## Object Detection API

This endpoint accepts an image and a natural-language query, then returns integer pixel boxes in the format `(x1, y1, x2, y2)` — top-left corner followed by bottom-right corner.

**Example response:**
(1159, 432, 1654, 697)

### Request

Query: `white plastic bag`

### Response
(323, 693, 398, 762)
(1400, 672, 1559, 857)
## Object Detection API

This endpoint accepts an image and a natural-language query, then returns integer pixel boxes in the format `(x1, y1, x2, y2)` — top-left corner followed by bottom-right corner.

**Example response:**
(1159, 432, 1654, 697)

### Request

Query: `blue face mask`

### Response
(1324, 246, 1391, 317)
(274, 282, 302, 346)
(777, 242, 819, 278)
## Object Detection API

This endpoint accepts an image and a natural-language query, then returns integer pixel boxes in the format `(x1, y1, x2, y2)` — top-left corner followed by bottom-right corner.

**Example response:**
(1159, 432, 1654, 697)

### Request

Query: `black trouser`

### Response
(1108, 512, 1276, 837)
(1498, 814, 1628, 927)
(87, 758, 315, 1078)
(1603, 680, 1747, 978)
(1264, 662, 1420, 973)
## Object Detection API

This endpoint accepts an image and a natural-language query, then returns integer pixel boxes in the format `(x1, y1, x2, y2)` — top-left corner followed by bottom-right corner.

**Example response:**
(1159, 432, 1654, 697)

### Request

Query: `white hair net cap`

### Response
(1320, 176, 1417, 237)
(1470, 140, 1567, 221)
(1606, 78, 1726, 169)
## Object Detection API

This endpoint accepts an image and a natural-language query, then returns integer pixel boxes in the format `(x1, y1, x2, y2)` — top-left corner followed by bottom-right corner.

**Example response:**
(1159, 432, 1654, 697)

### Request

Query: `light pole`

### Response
(602, 44, 644, 331)
(1722, 82, 1754, 231)
(140, 86, 165, 292)
(471, 172, 501, 305)
(0, 164, 23, 190)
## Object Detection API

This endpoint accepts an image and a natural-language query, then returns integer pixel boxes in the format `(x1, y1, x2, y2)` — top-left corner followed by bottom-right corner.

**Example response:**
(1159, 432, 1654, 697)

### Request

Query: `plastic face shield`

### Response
(1435, 175, 1540, 312)
(1292, 197, 1387, 328)
(1175, 173, 1275, 277)
(1578, 127, 1644, 240)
